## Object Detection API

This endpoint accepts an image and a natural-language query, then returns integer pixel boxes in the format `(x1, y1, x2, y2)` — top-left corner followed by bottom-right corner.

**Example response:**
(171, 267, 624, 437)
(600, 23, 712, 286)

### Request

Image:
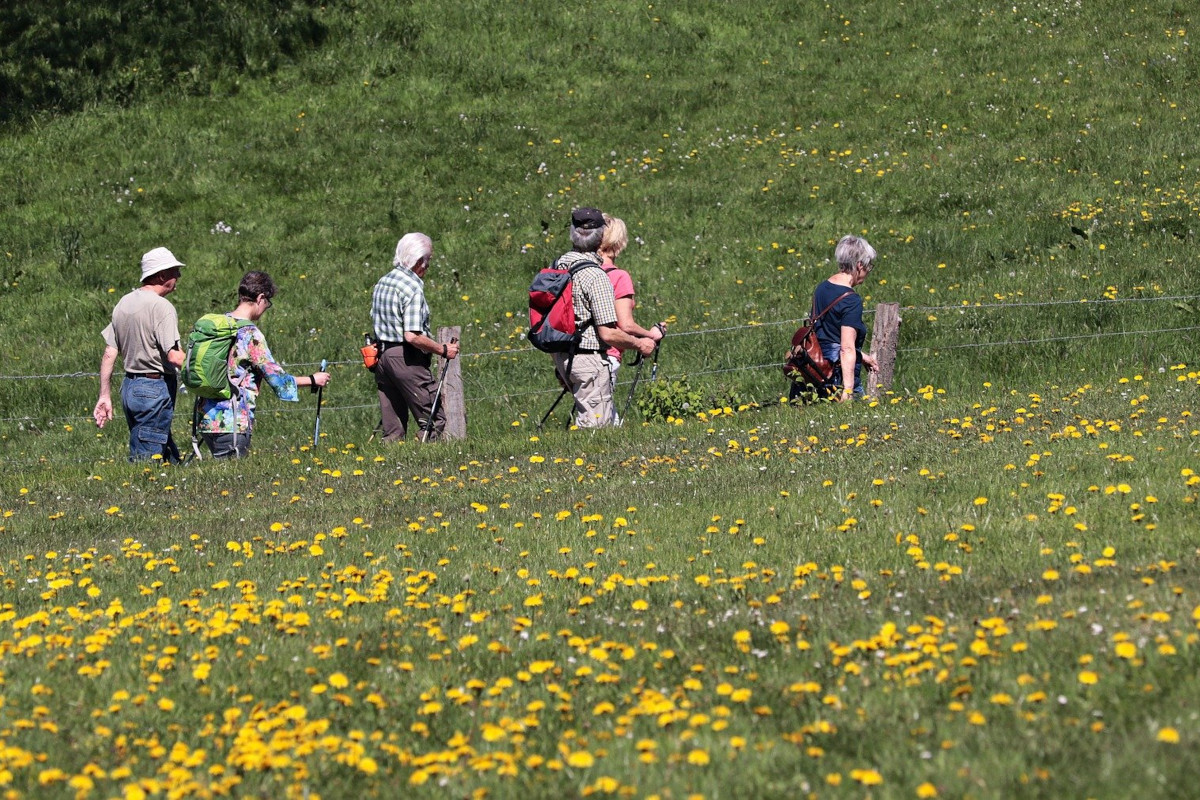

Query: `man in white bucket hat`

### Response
(93, 247, 186, 462)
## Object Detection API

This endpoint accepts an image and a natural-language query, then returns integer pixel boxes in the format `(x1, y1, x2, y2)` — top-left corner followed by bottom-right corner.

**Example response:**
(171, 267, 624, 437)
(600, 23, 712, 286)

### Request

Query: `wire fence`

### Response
(2, 293, 1198, 428)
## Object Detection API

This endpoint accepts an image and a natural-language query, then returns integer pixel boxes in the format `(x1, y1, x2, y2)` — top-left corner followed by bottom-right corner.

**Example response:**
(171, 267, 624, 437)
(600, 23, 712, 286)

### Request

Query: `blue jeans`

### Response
(121, 375, 180, 462)
(820, 343, 863, 398)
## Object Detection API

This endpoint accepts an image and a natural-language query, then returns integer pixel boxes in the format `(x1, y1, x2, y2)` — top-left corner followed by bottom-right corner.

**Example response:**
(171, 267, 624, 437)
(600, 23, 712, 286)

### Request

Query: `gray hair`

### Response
(834, 235, 877, 273)
(393, 232, 433, 270)
(569, 224, 605, 253)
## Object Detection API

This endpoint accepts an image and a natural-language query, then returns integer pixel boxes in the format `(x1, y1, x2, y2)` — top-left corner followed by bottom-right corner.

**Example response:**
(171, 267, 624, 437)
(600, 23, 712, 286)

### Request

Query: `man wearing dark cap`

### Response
(93, 247, 186, 462)
(552, 208, 656, 428)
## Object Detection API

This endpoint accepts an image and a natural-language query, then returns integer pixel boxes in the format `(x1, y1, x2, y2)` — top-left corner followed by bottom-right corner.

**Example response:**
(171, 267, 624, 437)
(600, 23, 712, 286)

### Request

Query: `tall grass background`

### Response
(0, 1, 1198, 797)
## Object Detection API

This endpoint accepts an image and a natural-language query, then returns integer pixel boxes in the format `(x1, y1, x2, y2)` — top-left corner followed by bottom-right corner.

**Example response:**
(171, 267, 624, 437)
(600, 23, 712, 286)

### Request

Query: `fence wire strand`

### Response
(4, 293, 1199, 432)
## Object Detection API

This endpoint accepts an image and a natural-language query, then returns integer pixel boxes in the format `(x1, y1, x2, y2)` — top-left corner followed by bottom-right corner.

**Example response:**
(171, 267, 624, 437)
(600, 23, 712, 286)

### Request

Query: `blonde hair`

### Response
(599, 214, 628, 260)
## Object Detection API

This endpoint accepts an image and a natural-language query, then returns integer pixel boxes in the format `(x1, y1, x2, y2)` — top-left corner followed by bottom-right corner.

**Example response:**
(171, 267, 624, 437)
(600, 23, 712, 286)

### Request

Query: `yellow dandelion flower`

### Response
(686, 749, 710, 765)
(1157, 727, 1180, 743)
(917, 782, 939, 798)
(1078, 670, 1099, 685)
(850, 768, 883, 785)
(566, 751, 595, 768)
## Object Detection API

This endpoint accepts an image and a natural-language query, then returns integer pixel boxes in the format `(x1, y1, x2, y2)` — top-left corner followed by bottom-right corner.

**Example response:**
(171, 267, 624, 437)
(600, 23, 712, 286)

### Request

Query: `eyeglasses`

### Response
(261, 295, 273, 309)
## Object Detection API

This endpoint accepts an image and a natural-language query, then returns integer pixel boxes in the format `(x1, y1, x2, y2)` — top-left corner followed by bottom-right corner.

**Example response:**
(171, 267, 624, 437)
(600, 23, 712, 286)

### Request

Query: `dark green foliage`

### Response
(635, 377, 708, 421)
(0, 0, 329, 122)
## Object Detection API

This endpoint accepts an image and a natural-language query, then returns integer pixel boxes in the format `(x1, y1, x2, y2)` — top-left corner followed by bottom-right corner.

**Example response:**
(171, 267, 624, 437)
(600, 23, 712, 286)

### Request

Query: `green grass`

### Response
(1, 0, 1199, 797)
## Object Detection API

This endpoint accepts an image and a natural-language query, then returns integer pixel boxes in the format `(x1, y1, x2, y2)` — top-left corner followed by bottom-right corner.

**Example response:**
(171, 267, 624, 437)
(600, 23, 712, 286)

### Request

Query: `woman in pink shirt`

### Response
(599, 214, 667, 423)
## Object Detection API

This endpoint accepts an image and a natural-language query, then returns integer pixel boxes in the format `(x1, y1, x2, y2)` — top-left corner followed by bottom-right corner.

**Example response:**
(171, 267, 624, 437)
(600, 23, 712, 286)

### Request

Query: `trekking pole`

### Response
(312, 359, 327, 448)
(649, 333, 663, 382)
(420, 338, 457, 443)
(619, 352, 646, 425)
(537, 386, 570, 432)
(189, 399, 204, 462)
(620, 329, 664, 424)
(537, 351, 574, 432)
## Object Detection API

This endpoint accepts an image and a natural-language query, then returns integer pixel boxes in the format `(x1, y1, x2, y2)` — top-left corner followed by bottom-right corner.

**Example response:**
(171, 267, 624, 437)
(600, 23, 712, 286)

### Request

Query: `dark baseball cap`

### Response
(571, 207, 605, 230)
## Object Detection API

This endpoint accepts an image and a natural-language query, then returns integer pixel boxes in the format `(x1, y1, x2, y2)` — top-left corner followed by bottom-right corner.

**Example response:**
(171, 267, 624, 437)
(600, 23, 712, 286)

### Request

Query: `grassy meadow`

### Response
(1, 0, 1199, 797)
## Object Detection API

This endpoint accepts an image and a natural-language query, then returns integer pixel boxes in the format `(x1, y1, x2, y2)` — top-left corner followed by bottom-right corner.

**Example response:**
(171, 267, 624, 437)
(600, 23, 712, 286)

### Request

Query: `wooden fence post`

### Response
(867, 303, 900, 400)
(437, 326, 466, 439)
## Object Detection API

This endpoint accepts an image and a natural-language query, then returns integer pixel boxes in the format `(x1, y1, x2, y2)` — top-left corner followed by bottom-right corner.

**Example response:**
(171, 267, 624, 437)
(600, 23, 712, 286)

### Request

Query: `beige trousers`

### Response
(553, 352, 614, 429)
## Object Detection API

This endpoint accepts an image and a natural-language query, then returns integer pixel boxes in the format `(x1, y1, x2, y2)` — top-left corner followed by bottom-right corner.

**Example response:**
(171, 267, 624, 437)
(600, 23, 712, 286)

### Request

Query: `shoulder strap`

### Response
(568, 262, 604, 277)
(564, 259, 604, 336)
(810, 291, 853, 323)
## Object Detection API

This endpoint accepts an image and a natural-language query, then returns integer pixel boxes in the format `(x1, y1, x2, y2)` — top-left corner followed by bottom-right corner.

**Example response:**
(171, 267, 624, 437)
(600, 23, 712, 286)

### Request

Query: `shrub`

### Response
(636, 377, 705, 422)
(0, 0, 329, 123)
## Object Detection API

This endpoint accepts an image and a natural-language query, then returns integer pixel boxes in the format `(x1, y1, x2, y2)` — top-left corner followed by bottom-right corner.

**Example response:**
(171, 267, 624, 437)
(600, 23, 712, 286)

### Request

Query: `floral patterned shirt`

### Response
(196, 321, 298, 434)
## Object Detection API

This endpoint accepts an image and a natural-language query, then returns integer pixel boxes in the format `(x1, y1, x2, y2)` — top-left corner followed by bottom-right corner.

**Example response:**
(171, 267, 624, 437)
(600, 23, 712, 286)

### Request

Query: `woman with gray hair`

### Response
(805, 235, 879, 400)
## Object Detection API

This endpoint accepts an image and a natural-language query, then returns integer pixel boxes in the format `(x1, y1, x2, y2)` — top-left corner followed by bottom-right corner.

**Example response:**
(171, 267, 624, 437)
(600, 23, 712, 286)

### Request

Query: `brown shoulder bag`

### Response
(783, 291, 853, 389)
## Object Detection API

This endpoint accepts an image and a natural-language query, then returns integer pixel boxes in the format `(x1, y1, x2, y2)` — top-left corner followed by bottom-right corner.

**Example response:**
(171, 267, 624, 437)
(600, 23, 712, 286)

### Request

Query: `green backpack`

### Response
(182, 314, 255, 400)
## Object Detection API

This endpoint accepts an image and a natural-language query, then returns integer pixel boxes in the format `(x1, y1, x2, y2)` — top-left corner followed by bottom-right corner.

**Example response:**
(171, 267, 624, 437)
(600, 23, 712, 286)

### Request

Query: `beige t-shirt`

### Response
(100, 288, 181, 374)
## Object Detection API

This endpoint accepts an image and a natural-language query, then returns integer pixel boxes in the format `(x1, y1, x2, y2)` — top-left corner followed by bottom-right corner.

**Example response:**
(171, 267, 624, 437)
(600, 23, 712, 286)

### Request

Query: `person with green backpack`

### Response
(185, 271, 329, 458)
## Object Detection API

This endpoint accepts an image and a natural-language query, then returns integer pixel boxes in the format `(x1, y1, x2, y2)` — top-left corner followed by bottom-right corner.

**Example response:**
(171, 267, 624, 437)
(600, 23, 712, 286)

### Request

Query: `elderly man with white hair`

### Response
(370, 232, 460, 442)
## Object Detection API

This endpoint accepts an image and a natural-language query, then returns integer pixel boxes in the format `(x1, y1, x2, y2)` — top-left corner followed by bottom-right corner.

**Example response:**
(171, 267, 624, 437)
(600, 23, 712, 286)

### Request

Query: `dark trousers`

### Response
(202, 432, 252, 459)
(374, 343, 444, 442)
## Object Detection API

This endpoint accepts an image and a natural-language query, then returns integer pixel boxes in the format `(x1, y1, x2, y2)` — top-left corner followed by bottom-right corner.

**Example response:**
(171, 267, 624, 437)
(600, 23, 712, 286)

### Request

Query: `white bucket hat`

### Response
(140, 247, 185, 282)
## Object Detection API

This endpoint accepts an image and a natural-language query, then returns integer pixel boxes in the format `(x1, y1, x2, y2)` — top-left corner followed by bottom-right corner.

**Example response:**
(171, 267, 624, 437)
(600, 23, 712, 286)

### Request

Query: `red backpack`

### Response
(528, 255, 602, 353)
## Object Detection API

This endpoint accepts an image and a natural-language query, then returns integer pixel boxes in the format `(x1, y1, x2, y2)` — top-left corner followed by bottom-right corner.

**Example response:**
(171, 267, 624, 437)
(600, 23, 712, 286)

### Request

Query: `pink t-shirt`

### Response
(602, 260, 635, 358)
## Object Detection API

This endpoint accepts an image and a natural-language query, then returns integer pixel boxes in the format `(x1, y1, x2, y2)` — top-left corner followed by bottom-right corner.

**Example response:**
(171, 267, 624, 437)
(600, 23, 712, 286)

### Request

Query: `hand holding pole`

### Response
(421, 338, 457, 442)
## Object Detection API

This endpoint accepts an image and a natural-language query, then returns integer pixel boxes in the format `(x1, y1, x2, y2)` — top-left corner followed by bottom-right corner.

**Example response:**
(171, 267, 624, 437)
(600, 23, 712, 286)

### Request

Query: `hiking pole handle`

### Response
(650, 326, 665, 380)
(312, 359, 327, 448)
(421, 339, 457, 442)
